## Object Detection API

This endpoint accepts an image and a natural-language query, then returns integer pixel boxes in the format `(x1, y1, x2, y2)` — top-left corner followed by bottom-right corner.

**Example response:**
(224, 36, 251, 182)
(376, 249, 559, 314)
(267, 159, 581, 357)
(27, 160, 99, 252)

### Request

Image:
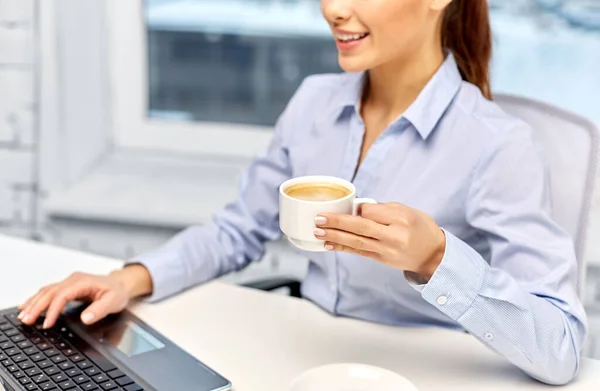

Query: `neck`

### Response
(363, 46, 445, 124)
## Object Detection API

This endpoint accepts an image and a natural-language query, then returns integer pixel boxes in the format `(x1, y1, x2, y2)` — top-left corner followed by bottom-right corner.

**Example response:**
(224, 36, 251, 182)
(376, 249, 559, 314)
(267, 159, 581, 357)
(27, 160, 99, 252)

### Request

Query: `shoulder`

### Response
(448, 82, 538, 154)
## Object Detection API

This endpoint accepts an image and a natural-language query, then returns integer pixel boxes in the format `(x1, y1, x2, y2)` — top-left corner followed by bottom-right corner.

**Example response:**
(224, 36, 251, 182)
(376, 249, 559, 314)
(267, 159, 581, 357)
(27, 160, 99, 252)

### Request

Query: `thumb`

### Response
(81, 293, 124, 325)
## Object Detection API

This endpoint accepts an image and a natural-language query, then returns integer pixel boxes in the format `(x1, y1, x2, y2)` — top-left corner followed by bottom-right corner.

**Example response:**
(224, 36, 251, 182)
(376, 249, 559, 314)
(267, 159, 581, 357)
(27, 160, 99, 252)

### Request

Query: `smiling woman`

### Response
(20, 0, 593, 388)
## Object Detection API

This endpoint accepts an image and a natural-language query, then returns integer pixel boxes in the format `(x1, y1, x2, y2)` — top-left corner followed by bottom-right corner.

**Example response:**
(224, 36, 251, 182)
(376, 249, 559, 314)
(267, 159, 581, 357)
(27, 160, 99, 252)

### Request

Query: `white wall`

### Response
(0, 0, 37, 239)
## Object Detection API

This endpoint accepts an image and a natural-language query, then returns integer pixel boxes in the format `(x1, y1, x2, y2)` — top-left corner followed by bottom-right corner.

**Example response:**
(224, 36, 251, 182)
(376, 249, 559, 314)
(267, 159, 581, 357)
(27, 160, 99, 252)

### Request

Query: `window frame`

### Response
(106, 0, 274, 158)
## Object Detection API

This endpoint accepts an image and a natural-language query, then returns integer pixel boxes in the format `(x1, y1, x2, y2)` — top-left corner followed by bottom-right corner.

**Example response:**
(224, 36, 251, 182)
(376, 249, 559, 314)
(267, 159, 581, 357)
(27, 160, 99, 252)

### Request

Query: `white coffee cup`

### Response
(280, 176, 377, 252)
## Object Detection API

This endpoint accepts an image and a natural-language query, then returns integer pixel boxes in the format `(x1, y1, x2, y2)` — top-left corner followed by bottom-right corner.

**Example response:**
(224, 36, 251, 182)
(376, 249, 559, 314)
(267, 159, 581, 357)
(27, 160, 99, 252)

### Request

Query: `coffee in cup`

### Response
(284, 182, 352, 202)
(280, 176, 377, 252)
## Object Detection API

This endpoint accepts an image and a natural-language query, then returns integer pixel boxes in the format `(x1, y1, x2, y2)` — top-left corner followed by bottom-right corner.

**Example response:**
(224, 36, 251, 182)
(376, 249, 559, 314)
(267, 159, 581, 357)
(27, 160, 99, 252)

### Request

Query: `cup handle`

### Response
(352, 198, 378, 216)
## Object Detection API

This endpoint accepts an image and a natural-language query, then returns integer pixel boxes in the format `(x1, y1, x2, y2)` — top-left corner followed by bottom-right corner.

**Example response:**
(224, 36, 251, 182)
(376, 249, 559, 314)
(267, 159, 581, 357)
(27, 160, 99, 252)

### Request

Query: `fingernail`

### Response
(17, 311, 24, 320)
(22, 314, 31, 323)
(314, 228, 326, 237)
(315, 216, 327, 226)
(81, 312, 95, 324)
(325, 244, 335, 251)
(42, 320, 49, 329)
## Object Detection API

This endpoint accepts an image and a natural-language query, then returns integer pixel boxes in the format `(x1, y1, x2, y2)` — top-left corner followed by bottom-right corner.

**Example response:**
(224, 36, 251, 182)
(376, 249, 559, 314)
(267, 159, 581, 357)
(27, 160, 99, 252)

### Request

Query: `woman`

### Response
(18, 0, 586, 385)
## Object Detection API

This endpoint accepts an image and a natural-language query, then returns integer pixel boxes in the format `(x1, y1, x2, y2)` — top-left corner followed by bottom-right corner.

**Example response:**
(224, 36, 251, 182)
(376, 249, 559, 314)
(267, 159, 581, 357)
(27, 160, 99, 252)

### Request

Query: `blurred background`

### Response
(0, 0, 599, 355)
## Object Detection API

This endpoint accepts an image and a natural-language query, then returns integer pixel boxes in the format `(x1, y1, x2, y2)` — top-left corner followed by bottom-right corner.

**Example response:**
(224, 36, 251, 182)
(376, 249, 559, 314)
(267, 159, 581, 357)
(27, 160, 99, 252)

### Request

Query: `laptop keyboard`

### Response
(0, 310, 144, 391)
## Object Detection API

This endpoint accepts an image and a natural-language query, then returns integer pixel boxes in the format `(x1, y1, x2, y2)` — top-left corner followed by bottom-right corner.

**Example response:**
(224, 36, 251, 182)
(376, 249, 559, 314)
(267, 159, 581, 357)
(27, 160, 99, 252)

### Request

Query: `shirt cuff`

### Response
(408, 229, 488, 320)
(126, 247, 188, 303)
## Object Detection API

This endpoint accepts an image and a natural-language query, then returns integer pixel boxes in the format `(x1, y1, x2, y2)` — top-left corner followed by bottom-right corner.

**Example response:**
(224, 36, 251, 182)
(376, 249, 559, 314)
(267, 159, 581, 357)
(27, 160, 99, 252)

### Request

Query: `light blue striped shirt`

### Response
(133, 54, 587, 385)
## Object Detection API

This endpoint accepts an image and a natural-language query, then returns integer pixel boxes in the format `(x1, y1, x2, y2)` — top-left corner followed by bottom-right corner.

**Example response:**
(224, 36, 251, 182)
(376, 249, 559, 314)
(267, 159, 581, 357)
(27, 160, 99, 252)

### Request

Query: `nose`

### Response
(322, 0, 352, 24)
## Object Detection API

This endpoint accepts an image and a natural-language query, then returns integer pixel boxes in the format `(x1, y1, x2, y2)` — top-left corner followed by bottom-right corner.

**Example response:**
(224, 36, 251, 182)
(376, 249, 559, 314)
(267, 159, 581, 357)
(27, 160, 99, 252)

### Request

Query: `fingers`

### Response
(43, 283, 91, 329)
(325, 242, 381, 260)
(314, 227, 382, 254)
(19, 285, 58, 325)
(360, 203, 406, 225)
(316, 213, 385, 239)
(19, 273, 92, 327)
(81, 294, 121, 325)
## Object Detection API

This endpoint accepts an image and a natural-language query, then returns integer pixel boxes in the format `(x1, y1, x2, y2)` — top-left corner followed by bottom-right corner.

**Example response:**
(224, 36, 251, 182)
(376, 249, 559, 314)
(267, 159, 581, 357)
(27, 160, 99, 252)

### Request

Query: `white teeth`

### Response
(336, 33, 368, 42)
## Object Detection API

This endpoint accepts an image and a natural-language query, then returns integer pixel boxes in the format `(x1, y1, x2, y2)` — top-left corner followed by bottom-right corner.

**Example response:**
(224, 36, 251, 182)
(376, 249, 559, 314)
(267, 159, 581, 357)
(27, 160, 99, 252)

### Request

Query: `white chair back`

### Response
(495, 94, 599, 297)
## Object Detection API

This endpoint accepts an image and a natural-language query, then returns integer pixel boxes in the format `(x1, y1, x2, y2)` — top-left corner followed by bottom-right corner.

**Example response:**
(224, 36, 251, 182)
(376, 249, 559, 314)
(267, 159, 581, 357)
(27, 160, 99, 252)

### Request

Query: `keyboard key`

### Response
(24, 384, 39, 390)
(0, 335, 7, 344)
(11, 335, 26, 343)
(31, 336, 44, 344)
(74, 375, 91, 385)
(33, 373, 50, 384)
(6, 313, 22, 325)
(39, 381, 57, 390)
(106, 369, 124, 379)
(12, 370, 25, 379)
(51, 355, 68, 364)
(13, 354, 28, 363)
(0, 353, 6, 361)
(45, 366, 61, 376)
(0, 341, 14, 350)
(38, 359, 54, 369)
(115, 376, 133, 386)
(81, 383, 99, 391)
(58, 361, 74, 371)
(92, 374, 108, 383)
(56, 342, 70, 350)
(0, 324, 13, 331)
(70, 354, 85, 363)
(4, 329, 18, 337)
(66, 368, 82, 377)
(1, 359, 12, 367)
(99, 381, 117, 390)
(31, 353, 46, 362)
(63, 348, 76, 357)
(85, 351, 116, 372)
(19, 360, 35, 370)
(45, 348, 60, 358)
(38, 342, 52, 351)
(20, 377, 32, 385)
(47, 336, 60, 344)
(58, 380, 76, 390)
(77, 361, 92, 370)
(25, 367, 42, 377)
(51, 373, 69, 383)
(7, 364, 19, 373)
(25, 347, 40, 356)
(6, 348, 20, 356)
(84, 367, 100, 377)
(18, 340, 34, 349)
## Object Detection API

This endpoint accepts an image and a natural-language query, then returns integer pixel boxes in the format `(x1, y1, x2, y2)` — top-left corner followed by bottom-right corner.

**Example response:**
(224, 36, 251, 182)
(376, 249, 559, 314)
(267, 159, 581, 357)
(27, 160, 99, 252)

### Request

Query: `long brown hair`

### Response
(442, 0, 492, 100)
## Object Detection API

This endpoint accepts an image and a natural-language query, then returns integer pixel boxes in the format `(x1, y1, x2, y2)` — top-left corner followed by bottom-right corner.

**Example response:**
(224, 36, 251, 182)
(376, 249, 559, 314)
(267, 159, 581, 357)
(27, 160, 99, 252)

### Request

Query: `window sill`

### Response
(43, 149, 600, 270)
(44, 149, 251, 229)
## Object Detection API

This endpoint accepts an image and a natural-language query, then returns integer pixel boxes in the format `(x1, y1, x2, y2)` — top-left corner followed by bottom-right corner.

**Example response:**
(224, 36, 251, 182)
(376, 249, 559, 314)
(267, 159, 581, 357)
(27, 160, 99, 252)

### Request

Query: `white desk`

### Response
(2, 234, 600, 391)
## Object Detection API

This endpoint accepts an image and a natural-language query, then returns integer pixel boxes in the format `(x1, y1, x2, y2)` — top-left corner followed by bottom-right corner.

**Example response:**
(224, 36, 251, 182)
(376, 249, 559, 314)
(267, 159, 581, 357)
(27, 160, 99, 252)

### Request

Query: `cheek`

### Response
(368, 1, 428, 56)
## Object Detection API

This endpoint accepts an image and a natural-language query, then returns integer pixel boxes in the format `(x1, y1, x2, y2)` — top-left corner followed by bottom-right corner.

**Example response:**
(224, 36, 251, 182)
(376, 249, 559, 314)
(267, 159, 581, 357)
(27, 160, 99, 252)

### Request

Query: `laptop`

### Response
(0, 305, 231, 391)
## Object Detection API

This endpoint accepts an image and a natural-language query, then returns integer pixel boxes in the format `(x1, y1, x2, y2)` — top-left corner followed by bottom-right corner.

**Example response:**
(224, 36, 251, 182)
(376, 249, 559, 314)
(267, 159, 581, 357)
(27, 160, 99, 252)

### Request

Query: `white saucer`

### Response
(289, 363, 418, 391)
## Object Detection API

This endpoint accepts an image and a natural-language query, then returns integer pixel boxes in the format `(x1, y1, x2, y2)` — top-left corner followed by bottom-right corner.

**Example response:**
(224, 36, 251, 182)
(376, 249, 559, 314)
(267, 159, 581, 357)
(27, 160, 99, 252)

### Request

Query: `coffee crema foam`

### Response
(284, 182, 352, 202)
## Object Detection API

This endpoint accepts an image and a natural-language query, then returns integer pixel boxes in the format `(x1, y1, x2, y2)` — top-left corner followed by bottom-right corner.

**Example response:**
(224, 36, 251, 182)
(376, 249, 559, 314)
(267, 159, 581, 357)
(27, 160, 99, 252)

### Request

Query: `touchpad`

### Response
(100, 320, 166, 358)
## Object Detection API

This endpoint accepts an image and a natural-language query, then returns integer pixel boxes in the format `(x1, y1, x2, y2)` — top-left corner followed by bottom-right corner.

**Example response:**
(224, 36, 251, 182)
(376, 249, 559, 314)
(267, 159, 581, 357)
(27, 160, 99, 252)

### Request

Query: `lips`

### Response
(334, 31, 370, 52)
(335, 32, 369, 42)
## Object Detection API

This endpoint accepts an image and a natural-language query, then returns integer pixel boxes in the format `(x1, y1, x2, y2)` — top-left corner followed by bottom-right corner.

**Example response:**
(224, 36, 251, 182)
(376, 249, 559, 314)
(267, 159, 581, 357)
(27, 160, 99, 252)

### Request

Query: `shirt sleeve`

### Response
(411, 124, 588, 385)
(127, 79, 312, 302)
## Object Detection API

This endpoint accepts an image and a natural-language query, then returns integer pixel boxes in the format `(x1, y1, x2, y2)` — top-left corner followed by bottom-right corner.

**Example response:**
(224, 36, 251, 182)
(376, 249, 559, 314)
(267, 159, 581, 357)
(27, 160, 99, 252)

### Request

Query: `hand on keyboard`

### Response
(16, 265, 152, 329)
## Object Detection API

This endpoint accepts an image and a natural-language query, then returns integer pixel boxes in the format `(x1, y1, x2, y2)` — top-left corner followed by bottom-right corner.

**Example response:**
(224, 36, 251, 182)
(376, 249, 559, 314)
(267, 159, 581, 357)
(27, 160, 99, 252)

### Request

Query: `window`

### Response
(109, 0, 600, 157)
(146, 0, 338, 126)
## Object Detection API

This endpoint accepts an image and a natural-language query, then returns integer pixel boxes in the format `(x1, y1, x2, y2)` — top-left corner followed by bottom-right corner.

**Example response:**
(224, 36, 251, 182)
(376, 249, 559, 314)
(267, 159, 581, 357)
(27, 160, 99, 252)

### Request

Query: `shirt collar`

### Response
(332, 53, 463, 140)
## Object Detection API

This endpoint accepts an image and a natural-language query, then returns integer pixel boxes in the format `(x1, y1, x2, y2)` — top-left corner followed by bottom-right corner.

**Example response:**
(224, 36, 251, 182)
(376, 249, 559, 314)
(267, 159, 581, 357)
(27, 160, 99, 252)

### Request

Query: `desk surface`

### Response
(1, 234, 600, 391)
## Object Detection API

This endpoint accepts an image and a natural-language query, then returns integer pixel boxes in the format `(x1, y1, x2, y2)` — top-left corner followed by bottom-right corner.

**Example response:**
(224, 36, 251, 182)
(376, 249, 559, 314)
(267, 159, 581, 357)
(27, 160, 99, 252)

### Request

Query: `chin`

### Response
(337, 56, 371, 73)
